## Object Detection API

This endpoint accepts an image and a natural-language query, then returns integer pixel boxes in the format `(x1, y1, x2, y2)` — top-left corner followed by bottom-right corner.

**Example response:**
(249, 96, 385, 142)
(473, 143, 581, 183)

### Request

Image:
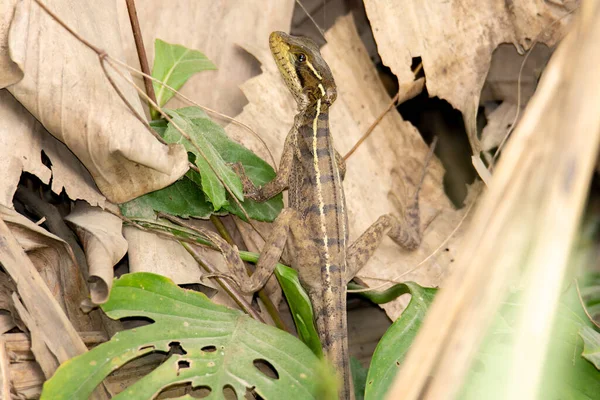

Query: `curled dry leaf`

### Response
(363, 0, 575, 153)
(64, 202, 128, 305)
(3, 0, 188, 203)
(227, 15, 474, 319)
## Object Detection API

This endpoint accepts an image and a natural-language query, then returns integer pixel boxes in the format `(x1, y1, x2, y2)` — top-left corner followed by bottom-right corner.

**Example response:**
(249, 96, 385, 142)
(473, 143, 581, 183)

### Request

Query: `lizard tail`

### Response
(314, 287, 354, 400)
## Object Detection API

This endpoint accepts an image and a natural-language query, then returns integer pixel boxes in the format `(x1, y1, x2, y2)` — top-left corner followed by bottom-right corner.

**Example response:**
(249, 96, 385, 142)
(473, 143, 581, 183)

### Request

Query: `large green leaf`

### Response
(460, 286, 600, 400)
(152, 39, 216, 109)
(364, 282, 436, 400)
(41, 273, 325, 399)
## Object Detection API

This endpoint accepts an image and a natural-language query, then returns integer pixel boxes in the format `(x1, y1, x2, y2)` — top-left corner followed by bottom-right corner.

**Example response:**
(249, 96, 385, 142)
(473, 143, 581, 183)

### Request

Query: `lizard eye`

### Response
(297, 53, 306, 63)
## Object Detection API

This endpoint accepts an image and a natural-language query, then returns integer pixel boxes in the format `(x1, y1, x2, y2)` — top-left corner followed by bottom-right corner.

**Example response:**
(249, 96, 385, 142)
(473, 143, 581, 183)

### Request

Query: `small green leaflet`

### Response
(151, 39, 216, 110)
(41, 273, 326, 399)
(164, 109, 242, 210)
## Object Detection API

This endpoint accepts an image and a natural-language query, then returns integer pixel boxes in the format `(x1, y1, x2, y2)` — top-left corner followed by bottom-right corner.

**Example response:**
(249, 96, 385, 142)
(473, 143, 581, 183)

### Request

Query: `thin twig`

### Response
(125, 0, 157, 105)
(295, 0, 326, 39)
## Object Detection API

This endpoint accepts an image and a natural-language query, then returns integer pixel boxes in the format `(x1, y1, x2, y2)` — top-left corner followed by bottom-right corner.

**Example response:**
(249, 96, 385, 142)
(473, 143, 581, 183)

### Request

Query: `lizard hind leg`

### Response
(203, 208, 299, 294)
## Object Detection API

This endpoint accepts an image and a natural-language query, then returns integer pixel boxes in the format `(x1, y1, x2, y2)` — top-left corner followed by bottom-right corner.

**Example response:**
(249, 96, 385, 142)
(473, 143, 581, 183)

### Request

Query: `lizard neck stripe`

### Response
(318, 83, 326, 97)
(312, 98, 331, 287)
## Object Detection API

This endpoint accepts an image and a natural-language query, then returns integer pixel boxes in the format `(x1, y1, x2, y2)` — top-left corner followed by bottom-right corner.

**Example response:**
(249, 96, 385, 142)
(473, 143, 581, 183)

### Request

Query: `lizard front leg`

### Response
(232, 128, 296, 202)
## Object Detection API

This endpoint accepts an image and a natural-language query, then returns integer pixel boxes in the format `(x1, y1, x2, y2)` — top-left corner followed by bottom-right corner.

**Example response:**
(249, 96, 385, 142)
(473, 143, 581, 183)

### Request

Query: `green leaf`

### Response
(239, 251, 322, 358)
(120, 177, 213, 219)
(460, 286, 600, 400)
(347, 281, 413, 304)
(179, 107, 284, 222)
(152, 39, 216, 109)
(364, 282, 437, 400)
(580, 326, 600, 370)
(164, 109, 243, 210)
(351, 357, 368, 400)
(41, 273, 325, 400)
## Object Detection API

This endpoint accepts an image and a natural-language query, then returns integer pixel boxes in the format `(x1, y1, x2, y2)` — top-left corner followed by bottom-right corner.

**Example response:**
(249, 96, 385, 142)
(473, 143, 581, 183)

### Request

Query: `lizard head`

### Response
(269, 31, 337, 110)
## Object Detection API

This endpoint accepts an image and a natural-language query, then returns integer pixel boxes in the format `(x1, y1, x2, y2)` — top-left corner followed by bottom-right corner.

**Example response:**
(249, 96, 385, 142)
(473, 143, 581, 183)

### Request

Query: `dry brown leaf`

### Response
(3, 0, 188, 203)
(116, 0, 295, 118)
(0, 0, 28, 87)
(480, 43, 552, 105)
(227, 14, 473, 319)
(0, 213, 87, 377)
(0, 90, 106, 208)
(363, 0, 575, 153)
(123, 226, 206, 286)
(481, 101, 520, 153)
(64, 202, 128, 305)
(0, 206, 97, 331)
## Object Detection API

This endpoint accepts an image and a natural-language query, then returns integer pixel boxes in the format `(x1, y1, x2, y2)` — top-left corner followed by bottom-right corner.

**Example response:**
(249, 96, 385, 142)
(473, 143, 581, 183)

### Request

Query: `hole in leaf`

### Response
(201, 345, 217, 353)
(246, 387, 265, 399)
(158, 382, 212, 398)
(138, 345, 155, 352)
(222, 385, 237, 399)
(178, 360, 191, 370)
(168, 341, 187, 355)
(253, 359, 279, 380)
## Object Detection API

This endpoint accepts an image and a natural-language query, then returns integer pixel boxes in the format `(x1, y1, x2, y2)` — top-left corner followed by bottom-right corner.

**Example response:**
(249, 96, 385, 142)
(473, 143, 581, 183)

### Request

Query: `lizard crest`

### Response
(269, 31, 337, 110)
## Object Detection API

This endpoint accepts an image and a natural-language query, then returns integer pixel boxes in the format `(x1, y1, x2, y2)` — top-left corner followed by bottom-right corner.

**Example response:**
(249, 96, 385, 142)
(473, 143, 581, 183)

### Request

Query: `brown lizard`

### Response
(223, 32, 433, 400)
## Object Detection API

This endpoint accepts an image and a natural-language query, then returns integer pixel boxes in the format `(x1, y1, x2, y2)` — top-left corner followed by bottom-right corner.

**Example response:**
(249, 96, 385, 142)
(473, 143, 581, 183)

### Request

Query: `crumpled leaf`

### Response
(363, 0, 574, 152)
(4, 0, 189, 203)
(41, 272, 325, 400)
(152, 38, 216, 109)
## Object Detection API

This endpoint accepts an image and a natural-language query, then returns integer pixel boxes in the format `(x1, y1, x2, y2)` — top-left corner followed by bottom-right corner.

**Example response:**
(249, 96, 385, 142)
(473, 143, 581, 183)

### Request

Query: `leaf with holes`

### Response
(40, 273, 325, 399)
(152, 39, 216, 110)
(364, 282, 437, 400)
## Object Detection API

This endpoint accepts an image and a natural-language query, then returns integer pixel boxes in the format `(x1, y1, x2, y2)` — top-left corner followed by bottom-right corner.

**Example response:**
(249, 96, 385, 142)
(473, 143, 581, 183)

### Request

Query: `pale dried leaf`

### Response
(123, 226, 208, 286)
(363, 0, 574, 152)
(0, 213, 87, 376)
(481, 101, 520, 152)
(481, 44, 552, 105)
(116, 0, 295, 118)
(64, 202, 128, 304)
(0, 207, 95, 331)
(11, 293, 58, 377)
(0, 0, 27, 87)
(227, 15, 472, 319)
(0, 90, 106, 208)
(5, 0, 188, 203)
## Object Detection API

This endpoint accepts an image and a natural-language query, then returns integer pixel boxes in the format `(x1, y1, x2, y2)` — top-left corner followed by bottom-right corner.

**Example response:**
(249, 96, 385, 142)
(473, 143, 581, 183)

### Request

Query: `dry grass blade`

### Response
(386, 2, 600, 399)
